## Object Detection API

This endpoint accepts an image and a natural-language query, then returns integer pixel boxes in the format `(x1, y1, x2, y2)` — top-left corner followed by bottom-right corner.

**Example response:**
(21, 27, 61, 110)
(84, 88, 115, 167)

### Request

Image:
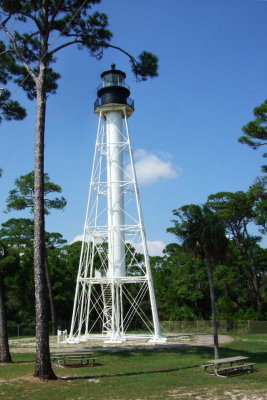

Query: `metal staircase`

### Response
(101, 284, 112, 334)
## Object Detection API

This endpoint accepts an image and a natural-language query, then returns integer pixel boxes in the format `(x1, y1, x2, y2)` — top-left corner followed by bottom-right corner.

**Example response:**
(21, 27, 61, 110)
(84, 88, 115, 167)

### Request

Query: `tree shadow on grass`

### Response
(217, 347, 267, 365)
(57, 343, 266, 381)
(59, 363, 201, 381)
(107, 346, 217, 363)
(1, 359, 35, 365)
(109, 343, 267, 365)
(12, 359, 35, 364)
(57, 346, 213, 381)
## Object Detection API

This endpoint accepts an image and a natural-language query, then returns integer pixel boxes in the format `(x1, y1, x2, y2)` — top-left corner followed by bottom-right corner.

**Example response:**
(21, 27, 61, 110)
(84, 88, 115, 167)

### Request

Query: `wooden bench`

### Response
(202, 356, 255, 377)
(51, 352, 97, 367)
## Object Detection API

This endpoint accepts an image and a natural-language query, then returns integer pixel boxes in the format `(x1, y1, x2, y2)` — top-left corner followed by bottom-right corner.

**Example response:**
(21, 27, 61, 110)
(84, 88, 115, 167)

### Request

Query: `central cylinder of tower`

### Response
(107, 111, 125, 277)
(94, 64, 134, 280)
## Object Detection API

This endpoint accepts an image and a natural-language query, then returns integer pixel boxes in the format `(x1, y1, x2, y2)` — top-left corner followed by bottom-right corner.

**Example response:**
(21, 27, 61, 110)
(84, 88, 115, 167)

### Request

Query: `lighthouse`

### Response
(68, 65, 165, 343)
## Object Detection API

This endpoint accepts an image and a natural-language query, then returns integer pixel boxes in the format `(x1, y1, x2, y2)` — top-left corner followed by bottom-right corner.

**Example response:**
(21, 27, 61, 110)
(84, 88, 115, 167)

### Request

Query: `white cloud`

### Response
(145, 240, 166, 257)
(71, 235, 165, 257)
(71, 234, 103, 245)
(128, 149, 180, 186)
(131, 240, 166, 257)
(71, 234, 84, 243)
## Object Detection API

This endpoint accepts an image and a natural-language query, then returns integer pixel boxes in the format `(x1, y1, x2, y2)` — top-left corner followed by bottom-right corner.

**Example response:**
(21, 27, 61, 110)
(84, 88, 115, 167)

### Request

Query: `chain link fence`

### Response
(160, 320, 267, 335)
(8, 320, 267, 337)
(8, 324, 35, 337)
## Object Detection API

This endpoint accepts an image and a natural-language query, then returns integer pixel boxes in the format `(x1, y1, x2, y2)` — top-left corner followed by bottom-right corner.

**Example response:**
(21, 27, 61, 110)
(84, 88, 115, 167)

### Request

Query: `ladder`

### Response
(101, 284, 112, 334)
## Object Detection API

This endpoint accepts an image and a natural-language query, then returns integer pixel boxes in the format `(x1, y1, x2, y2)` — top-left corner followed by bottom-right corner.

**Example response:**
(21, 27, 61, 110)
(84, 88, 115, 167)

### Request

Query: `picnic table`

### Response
(202, 356, 255, 377)
(51, 351, 97, 368)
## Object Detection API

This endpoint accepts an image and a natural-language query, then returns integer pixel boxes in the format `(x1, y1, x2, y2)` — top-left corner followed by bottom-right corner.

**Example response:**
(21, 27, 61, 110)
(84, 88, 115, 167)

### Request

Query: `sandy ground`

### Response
(9, 334, 235, 353)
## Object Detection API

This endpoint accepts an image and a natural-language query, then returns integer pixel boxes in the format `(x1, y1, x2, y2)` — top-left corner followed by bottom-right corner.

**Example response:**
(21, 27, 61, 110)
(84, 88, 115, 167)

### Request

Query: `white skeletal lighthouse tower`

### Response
(68, 65, 165, 343)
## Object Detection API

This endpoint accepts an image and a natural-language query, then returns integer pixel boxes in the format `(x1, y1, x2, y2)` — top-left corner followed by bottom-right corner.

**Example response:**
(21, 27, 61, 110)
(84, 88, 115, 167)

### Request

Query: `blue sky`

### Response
(1, 0, 267, 255)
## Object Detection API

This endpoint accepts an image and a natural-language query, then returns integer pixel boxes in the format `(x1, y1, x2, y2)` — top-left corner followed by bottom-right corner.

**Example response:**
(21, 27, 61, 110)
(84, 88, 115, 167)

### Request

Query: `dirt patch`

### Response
(10, 334, 234, 354)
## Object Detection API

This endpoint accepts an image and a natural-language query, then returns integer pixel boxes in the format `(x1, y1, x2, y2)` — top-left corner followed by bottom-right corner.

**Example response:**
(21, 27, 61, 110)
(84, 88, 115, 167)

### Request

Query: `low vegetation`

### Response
(0, 334, 266, 400)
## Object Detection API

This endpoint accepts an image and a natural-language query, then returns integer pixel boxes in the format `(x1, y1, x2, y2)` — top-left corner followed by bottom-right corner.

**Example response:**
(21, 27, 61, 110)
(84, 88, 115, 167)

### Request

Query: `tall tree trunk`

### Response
(0, 275, 12, 363)
(247, 254, 261, 314)
(33, 69, 56, 380)
(243, 248, 261, 314)
(233, 234, 261, 313)
(45, 255, 56, 335)
(206, 259, 220, 360)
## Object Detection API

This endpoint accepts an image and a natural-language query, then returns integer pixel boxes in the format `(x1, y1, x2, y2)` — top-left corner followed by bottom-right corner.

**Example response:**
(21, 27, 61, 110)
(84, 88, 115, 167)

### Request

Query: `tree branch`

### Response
(0, 24, 38, 83)
(49, 39, 84, 55)
(0, 48, 14, 56)
(17, 10, 41, 31)
(253, 143, 267, 147)
(49, 39, 138, 68)
(103, 43, 137, 66)
(0, 13, 12, 26)
(47, 0, 64, 30)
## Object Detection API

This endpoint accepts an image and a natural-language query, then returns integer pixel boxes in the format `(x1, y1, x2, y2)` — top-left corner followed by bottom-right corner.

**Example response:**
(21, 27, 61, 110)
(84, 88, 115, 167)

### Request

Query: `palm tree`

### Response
(168, 204, 228, 359)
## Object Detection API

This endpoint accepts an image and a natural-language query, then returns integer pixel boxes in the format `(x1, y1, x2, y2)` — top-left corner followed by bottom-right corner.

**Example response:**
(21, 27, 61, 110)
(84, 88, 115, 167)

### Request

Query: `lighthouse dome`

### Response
(95, 64, 134, 111)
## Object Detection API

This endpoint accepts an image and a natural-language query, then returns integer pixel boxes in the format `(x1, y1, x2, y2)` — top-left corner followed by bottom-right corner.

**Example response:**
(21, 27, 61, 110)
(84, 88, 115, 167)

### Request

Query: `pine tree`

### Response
(239, 100, 267, 173)
(0, 0, 158, 380)
(6, 171, 67, 335)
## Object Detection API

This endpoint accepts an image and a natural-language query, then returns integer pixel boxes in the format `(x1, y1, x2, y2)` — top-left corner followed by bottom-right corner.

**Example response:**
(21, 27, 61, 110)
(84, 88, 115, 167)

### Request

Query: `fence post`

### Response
(57, 330, 62, 347)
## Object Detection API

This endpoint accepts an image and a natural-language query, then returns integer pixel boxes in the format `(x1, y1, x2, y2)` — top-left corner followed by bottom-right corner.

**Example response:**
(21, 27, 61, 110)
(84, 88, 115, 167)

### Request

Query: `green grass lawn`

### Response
(1, 335, 267, 400)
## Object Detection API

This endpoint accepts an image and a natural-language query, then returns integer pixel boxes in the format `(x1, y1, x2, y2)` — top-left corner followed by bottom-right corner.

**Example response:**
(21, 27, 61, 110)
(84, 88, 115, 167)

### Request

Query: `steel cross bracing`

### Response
(68, 105, 165, 344)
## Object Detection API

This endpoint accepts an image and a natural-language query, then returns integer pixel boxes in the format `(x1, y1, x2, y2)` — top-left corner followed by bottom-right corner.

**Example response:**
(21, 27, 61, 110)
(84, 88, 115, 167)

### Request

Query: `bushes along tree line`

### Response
(1, 172, 267, 332)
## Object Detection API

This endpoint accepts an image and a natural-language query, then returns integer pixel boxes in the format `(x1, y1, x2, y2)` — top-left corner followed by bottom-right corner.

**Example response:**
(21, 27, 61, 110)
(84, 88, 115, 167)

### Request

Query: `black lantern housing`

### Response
(94, 64, 134, 111)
